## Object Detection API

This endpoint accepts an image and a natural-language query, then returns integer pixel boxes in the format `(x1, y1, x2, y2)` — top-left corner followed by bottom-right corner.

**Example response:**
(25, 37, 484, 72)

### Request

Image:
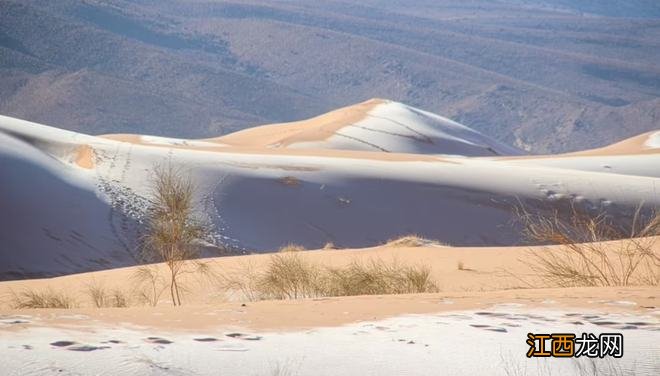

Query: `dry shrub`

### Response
(131, 266, 166, 307)
(257, 254, 323, 299)
(517, 204, 660, 287)
(86, 281, 107, 308)
(323, 259, 438, 296)
(11, 288, 76, 309)
(141, 164, 214, 306)
(85, 280, 131, 308)
(110, 289, 129, 308)
(221, 261, 263, 302)
(385, 234, 447, 248)
(457, 261, 465, 271)
(221, 253, 438, 301)
(278, 244, 306, 253)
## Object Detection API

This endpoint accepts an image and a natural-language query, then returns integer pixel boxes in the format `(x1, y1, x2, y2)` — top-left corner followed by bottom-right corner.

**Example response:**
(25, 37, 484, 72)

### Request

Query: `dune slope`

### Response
(0, 101, 659, 279)
(212, 99, 525, 156)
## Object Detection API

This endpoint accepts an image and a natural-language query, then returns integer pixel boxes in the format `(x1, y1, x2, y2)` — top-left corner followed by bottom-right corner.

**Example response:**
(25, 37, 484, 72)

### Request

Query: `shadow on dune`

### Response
(0, 133, 140, 281)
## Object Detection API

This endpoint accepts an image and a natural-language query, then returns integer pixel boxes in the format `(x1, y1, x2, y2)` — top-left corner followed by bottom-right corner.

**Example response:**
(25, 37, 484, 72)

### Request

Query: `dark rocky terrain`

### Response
(1, 0, 659, 152)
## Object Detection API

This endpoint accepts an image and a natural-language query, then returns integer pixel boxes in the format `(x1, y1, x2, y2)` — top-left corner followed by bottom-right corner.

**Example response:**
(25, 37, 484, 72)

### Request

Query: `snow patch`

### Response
(645, 131, 660, 149)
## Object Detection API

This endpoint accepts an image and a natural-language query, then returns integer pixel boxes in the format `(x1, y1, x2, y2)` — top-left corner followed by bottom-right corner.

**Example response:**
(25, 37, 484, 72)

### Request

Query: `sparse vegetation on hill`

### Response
(10, 288, 76, 309)
(85, 280, 130, 308)
(518, 205, 660, 287)
(278, 244, 306, 253)
(221, 253, 438, 301)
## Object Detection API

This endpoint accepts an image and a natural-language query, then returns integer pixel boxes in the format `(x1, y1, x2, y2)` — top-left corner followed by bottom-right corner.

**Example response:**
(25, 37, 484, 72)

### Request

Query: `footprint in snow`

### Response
(145, 337, 173, 345)
(50, 341, 77, 347)
(68, 345, 111, 352)
(194, 337, 220, 342)
(226, 333, 262, 341)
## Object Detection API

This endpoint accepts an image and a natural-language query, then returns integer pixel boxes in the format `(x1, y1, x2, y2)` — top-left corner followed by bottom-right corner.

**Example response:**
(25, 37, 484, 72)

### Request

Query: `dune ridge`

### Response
(0, 100, 659, 279)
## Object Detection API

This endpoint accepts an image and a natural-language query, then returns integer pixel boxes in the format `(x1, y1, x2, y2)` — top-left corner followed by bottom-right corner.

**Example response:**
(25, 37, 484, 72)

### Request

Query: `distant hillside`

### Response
(1, 0, 659, 153)
(508, 0, 660, 18)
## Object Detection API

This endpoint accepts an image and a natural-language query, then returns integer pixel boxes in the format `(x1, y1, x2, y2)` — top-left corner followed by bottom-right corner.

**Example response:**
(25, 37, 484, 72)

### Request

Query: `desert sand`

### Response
(1, 100, 659, 375)
(1, 240, 659, 328)
(1, 100, 659, 278)
(0, 243, 658, 375)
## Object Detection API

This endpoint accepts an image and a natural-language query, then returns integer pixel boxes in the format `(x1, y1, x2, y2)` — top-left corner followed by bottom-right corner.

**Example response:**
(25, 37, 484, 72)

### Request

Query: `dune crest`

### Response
(212, 99, 524, 156)
(567, 130, 660, 156)
(0, 103, 659, 279)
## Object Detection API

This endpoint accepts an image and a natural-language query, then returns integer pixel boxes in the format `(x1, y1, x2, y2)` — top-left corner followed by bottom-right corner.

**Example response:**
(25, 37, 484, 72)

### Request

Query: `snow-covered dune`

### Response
(211, 99, 525, 156)
(494, 130, 660, 178)
(0, 127, 137, 280)
(0, 103, 659, 279)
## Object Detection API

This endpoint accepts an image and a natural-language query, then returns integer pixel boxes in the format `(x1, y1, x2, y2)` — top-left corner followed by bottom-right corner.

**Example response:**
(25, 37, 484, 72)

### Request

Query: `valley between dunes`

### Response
(0, 99, 659, 375)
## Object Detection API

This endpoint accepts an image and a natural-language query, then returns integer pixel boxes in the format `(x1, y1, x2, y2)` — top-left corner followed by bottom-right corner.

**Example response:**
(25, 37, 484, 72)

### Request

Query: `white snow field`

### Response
(1, 308, 658, 376)
(0, 99, 659, 278)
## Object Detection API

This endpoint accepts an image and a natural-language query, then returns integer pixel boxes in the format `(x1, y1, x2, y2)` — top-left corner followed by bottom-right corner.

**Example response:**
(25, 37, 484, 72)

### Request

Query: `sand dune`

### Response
(0, 130, 137, 280)
(1, 101, 659, 375)
(210, 99, 525, 156)
(1, 243, 658, 375)
(569, 130, 660, 156)
(0, 101, 659, 279)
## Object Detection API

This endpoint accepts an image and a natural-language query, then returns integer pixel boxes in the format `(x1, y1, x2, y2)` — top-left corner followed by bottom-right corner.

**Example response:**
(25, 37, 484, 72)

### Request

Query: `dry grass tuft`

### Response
(278, 244, 306, 253)
(221, 253, 438, 301)
(257, 253, 322, 299)
(323, 242, 337, 250)
(110, 289, 129, 308)
(279, 176, 301, 187)
(323, 259, 438, 296)
(11, 289, 76, 309)
(457, 261, 465, 271)
(385, 234, 447, 248)
(87, 281, 107, 308)
(517, 204, 660, 287)
(85, 281, 131, 308)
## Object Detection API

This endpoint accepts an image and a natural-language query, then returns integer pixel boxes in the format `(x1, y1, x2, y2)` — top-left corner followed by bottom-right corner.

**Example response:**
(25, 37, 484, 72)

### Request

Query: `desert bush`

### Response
(221, 261, 263, 302)
(221, 253, 438, 301)
(85, 280, 131, 308)
(278, 244, 306, 253)
(517, 204, 659, 287)
(131, 266, 166, 307)
(110, 289, 129, 307)
(324, 259, 437, 296)
(257, 253, 323, 299)
(11, 288, 76, 309)
(86, 280, 108, 308)
(141, 164, 214, 306)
